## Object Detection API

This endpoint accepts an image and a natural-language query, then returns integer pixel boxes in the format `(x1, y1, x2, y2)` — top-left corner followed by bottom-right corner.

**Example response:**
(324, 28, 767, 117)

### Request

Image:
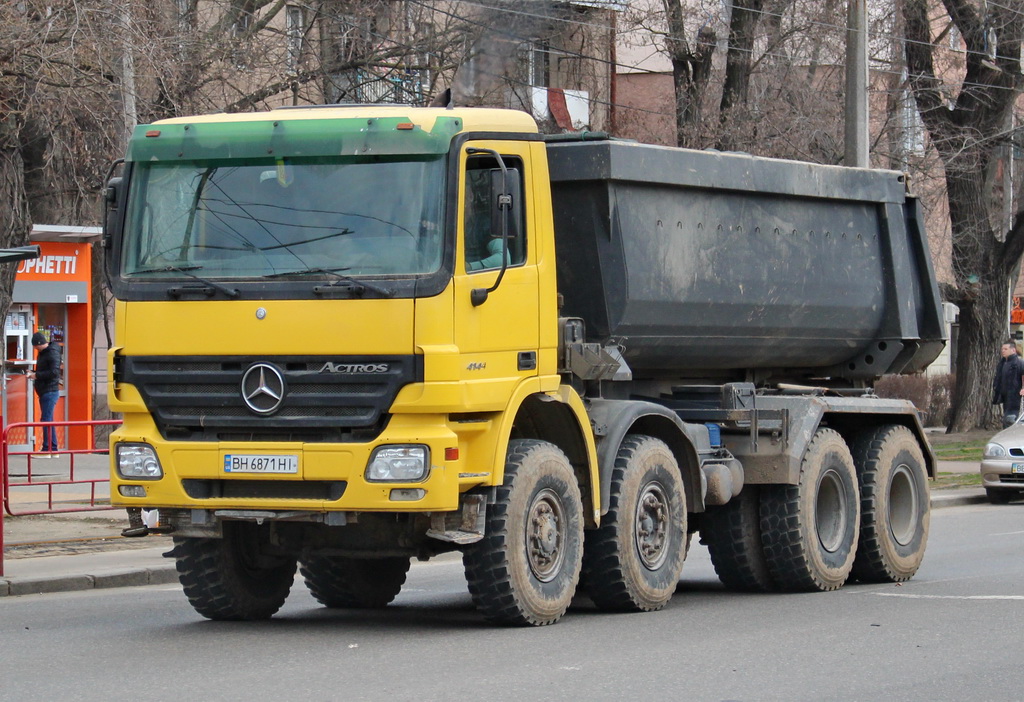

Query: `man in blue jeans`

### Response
(29, 331, 61, 455)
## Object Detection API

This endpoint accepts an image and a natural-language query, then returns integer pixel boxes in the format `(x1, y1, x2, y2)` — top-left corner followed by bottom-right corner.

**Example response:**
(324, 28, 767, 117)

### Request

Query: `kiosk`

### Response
(2, 225, 97, 451)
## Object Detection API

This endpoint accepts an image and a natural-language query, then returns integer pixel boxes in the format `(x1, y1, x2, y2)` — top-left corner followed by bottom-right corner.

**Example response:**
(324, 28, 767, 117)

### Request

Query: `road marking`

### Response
(872, 593, 1024, 600)
(991, 530, 1024, 536)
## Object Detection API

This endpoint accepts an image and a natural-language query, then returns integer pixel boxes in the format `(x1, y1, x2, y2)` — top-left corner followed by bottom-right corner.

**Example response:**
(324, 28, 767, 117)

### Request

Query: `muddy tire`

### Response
(300, 556, 411, 608)
(582, 435, 687, 611)
(760, 428, 859, 592)
(173, 522, 297, 620)
(701, 485, 775, 592)
(463, 439, 583, 626)
(851, 425, 930, 583)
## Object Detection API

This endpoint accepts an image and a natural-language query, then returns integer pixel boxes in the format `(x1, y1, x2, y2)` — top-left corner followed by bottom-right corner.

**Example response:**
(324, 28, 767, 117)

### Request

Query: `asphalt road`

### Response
(2, 502, 1022, 702)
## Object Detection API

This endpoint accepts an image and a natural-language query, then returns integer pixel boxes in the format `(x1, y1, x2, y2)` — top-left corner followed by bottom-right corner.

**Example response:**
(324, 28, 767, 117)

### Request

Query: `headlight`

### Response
(984, 442, 1007, 459)
(366, 445, 429, 482)
(116, 443, 163, 479)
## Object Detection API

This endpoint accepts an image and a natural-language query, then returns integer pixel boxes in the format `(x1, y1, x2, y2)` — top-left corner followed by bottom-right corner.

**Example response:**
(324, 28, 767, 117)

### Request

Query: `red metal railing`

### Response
(1, 419, 122, 576)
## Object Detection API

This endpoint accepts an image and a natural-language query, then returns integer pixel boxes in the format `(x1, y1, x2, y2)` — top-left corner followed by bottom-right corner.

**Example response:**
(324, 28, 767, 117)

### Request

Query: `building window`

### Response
(521, 40, 550, 88)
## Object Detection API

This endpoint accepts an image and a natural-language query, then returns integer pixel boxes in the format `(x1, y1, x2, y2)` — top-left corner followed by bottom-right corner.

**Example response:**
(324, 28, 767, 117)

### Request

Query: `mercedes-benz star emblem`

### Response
(241, 363, 286, 415)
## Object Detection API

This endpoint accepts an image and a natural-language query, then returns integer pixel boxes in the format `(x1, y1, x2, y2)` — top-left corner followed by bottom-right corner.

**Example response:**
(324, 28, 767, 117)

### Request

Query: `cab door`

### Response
(453, 142, 540, 410)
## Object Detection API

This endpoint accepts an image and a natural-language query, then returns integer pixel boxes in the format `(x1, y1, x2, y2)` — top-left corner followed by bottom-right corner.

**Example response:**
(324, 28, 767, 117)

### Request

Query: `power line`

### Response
(270, 0, 1024, 127)
(449, 0, 1024, 95)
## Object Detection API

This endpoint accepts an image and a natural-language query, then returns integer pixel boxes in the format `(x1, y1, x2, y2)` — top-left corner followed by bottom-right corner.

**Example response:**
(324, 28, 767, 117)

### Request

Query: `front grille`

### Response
(182, 479, 347, 501)
(1001, 474, 1024, 484)
(120, 355, 422, 442)
(1009, 448, 1024, 457)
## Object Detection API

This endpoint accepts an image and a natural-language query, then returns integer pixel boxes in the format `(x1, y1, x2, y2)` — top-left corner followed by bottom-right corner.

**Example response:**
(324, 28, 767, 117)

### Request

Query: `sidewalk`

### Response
(0, 545, 178, 596)
(1, 450, 178, 595)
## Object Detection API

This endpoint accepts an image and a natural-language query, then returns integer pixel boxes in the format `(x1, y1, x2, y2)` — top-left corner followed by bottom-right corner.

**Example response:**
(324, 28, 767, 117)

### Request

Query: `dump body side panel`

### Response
(547, 140, 944, 382)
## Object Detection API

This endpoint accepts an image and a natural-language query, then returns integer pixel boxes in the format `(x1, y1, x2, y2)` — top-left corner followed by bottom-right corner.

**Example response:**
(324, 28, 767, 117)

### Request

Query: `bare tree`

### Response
(652, 0, 848, 152)
(903, 0, 1024, 431)
(662, 0, 716, 146)
(0, 1, 124, 328)
(717, 0, 764, 150)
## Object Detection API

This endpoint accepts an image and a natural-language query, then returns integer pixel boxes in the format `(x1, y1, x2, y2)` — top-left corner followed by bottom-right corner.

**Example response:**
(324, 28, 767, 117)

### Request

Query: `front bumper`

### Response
(979, 458, 1024, 492)
(110, 413, 481, 513)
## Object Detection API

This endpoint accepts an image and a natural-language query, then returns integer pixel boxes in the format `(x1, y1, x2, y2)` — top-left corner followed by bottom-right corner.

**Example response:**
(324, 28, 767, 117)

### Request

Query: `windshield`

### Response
(121, 157, 445, 279)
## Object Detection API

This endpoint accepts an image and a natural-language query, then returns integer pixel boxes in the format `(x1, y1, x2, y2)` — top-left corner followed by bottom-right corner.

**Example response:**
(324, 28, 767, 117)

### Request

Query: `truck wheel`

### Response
(173, 522, 297, 620)
(760, 428, 859, 592)
(463, 439, 584, 626)
(701, 486, 775, 592)
(582, 435, 686, 611)
(851, 425, 930, 582)
(300, 556, 411, 608)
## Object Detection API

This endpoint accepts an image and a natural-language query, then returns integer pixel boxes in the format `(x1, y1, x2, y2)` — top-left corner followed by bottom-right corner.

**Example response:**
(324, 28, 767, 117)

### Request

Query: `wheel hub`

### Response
(815, 468, 848, 553)
(527, 488, 566, 582)
(888, 463, 918, 546)
(635, 482, 670, 570)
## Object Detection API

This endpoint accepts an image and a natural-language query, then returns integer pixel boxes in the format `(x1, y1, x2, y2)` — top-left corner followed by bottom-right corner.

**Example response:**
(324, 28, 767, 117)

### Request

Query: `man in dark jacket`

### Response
(29, 331, 61, 455)
(992, 340, 1024, 427)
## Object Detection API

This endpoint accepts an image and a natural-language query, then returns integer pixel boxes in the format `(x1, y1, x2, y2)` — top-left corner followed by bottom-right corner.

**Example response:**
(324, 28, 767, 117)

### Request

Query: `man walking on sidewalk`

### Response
(992, 340, 1024, 427)
(28, 331, 61, 455)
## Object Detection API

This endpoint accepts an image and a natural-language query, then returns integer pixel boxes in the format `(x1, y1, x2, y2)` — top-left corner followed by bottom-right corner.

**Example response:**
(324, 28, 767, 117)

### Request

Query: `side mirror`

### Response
(101, 159, 125, 289)
(101, 176, 123, 250)
(489, 167, 521, 241)
(105, 176, 122, 205)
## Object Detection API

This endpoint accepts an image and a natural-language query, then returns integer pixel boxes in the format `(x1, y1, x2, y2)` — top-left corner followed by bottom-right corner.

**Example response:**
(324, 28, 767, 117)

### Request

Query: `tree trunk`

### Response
(663, 0, 716, 148)
(718, 0, 764, 151)
(0, 122, 32, 327)
(949, 278, 1007, 431)
(944, 169, 1010, 432)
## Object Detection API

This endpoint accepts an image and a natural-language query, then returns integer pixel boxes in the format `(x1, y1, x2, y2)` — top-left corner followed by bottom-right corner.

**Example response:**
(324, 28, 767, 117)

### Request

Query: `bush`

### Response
(874, 373, 954, 427)
(926, 374, 954, 427)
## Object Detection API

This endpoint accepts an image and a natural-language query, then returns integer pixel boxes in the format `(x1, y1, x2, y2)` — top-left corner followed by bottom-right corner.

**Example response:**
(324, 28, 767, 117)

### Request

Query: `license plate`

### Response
(1013, 463, 1024, 475)
(223, 454, 299, 474)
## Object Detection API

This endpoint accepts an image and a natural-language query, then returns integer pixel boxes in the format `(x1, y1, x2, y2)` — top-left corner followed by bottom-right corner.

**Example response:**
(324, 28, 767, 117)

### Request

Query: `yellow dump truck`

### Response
(104, 105, 944, 625)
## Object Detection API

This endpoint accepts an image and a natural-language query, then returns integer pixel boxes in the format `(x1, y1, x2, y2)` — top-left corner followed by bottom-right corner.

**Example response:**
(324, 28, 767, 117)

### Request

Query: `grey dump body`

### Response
(546, 139, 945, 383)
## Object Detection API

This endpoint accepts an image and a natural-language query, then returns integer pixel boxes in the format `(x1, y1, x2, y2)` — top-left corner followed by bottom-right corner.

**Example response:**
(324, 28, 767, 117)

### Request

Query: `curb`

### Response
(0, 565, 177, 598)
(930, 491, 988, 509)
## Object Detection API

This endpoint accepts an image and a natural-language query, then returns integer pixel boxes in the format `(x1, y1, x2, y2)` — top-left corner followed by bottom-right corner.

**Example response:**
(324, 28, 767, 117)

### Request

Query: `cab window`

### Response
(464, 156, 526, 272)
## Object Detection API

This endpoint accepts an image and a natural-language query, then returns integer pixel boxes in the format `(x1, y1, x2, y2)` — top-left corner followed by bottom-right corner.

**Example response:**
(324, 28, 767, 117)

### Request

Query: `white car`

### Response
(981, 421, 1024, 504)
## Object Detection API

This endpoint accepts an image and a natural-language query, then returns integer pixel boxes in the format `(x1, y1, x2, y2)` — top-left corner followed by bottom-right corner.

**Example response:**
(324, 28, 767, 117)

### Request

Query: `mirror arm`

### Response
(466, 147, 511, 307)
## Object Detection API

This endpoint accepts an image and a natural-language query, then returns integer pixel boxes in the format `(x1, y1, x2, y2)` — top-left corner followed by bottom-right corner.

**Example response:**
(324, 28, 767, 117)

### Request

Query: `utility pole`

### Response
(845, 0, 868, 168)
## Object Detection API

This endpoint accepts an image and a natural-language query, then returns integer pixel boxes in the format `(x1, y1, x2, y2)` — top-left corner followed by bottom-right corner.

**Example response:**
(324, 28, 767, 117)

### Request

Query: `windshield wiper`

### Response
(132, 264, 239, 299)
(264, 267, 393, 298)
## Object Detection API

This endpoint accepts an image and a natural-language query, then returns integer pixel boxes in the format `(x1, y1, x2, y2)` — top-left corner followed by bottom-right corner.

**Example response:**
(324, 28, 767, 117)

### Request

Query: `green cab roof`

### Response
(126, 106, 539, 162)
